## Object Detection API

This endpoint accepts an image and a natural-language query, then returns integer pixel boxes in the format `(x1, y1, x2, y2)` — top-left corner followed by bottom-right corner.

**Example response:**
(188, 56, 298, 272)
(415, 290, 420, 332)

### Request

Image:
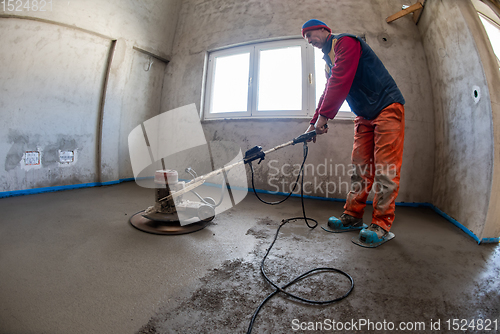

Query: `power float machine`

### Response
(129, 130, 319, 235)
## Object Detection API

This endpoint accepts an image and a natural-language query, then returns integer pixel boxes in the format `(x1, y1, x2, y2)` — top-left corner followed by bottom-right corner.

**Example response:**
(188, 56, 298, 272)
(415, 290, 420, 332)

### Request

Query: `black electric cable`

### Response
(246, 142, 354, 334)
(248, 162, 297, 206)
(249, 143, 316, 228)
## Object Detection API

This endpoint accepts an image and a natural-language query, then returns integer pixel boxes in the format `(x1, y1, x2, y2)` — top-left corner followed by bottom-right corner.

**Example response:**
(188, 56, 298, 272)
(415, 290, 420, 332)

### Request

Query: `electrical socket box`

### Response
(59, 150, 74, 164)
(25, 151, 40, 166)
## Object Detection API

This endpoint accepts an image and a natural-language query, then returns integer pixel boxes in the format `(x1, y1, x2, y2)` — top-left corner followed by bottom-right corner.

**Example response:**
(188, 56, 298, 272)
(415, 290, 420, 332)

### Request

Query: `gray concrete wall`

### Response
(118, 49, 168, 180)
(418, 0, 500, 239)
(0, 0, 182, 192)
(0, 0, 179, 58)
(469, 1, 500, 240)
(0, 19, 110, 191)
(161, 0, 435, 204)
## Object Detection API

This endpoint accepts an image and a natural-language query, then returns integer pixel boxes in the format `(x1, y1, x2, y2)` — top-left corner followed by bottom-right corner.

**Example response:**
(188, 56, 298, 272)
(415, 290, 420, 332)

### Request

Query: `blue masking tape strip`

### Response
(244, 188, 499, 244)
(0, 178, 136, 199)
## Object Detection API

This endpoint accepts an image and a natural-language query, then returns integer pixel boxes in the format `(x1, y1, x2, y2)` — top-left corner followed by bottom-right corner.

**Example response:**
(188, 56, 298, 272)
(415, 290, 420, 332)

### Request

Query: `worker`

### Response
(302, 19, 405, 247)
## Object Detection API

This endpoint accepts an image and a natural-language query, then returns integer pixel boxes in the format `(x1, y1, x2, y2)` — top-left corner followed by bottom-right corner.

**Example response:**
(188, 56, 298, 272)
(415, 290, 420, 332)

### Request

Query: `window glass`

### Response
(211, 52, 250, 113)
(258, 46, 302, 111)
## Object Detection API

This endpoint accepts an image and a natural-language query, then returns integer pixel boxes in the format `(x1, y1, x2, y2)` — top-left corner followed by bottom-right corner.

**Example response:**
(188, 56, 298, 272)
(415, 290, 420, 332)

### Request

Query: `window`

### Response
(478, 13, 500, 70)
(202, 38, 352, 120)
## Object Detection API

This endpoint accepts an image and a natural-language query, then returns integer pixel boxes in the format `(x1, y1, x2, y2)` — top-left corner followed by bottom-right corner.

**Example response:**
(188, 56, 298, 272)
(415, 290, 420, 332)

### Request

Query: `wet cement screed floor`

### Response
(0, 181, 498, 334)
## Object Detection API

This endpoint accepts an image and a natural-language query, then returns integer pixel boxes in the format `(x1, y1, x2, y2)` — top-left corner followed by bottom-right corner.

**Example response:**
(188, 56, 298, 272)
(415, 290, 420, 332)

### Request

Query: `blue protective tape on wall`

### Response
(0, 178, 136, 199)
(244, 188, 499, 244)
(427, 204, 481, 244)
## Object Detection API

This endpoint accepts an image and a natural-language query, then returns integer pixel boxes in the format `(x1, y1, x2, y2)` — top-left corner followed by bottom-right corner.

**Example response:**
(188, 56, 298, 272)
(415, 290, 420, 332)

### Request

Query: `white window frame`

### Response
(204, 45, 254, 118)
(201, 37, 354, 121)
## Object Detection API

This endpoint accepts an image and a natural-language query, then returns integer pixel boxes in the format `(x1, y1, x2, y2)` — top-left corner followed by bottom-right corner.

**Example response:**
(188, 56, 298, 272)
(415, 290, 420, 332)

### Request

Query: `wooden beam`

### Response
(386, 2, 424, 23)
(412, 1, 425, 23)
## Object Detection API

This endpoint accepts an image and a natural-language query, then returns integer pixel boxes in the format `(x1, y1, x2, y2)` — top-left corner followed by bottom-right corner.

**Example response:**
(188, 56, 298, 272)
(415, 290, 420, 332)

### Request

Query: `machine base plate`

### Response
(129, 210, 210, 235)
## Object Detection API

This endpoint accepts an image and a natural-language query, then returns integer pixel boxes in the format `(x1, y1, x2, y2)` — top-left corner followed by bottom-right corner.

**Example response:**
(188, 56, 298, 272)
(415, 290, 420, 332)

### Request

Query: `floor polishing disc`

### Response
(129, 210, 210, 235)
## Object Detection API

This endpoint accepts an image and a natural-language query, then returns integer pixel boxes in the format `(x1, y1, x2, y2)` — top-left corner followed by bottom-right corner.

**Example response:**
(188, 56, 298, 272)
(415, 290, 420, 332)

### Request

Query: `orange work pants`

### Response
(343, 103, 405, 231)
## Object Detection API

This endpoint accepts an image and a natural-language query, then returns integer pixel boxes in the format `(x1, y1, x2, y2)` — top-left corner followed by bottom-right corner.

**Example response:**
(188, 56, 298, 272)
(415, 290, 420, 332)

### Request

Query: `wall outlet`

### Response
(25, 151, 40, 165)
(59, 150, 75, 164)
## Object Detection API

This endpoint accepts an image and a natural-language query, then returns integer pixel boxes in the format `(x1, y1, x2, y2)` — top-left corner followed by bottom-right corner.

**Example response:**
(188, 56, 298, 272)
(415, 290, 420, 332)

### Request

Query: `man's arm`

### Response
(310, 36, 361, 126)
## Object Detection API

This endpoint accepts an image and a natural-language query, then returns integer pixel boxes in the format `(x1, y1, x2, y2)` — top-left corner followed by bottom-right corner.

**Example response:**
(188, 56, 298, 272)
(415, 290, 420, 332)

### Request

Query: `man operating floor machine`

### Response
(129, 123, 397, 248)
(301, 19, 405, 248)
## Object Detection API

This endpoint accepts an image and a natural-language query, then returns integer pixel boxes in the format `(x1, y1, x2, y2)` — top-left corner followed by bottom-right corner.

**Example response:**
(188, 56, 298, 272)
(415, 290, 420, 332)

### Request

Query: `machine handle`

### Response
(292, 124, 328, 144)
(293, 130, 316, 144)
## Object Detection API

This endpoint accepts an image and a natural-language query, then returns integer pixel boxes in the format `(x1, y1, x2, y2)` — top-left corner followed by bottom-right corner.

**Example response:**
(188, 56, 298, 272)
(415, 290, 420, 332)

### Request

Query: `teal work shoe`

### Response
(324, 213, 367, 233)
(352, 223, 395, 248)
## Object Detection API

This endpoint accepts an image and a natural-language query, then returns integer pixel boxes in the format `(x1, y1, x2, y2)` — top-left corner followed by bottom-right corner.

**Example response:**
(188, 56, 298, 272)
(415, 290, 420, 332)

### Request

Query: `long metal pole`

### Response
(158, 140, 296, 202)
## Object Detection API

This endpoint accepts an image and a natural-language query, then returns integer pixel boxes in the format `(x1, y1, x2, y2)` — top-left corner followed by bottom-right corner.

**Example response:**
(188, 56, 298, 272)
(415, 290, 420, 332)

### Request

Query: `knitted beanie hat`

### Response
(301, 19, 331, 37)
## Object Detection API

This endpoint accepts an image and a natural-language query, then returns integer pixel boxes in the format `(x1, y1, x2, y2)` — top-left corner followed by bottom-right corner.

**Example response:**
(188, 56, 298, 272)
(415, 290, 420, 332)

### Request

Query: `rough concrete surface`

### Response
(418, 0, 495, 240)
(0, 18, 110, 191)
(0, 182, 498, 334)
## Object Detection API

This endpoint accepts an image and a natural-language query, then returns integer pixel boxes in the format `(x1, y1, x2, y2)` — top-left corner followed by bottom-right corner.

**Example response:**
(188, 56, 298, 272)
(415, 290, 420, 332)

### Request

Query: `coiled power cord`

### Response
(246, 142, 354, 334)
